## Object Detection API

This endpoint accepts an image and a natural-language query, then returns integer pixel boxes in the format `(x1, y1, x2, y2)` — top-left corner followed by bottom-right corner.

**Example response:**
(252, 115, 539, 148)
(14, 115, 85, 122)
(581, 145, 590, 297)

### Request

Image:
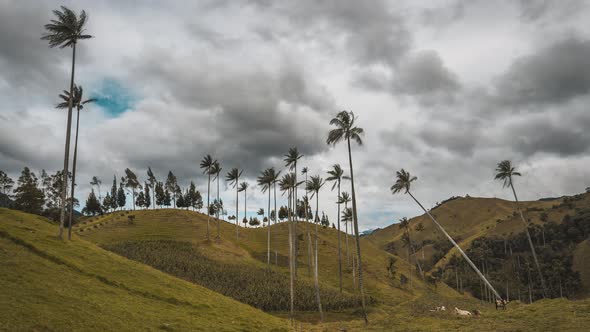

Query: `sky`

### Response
(1, 0, 589, 231)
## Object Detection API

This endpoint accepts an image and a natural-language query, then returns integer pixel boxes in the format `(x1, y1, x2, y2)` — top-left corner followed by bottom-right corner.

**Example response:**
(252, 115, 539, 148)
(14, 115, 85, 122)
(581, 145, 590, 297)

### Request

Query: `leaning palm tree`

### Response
(199, 155, 216, 240)
(210, 161, 222, 240)
(43, 6, 92, 239)
(338, 192, 352, 266)
(301, 167, 313, 276)
(278, 173, 298, 320)
(495, 160, 547, 298)
(238, 182, 249, 228)
(57, 85, 96, 239)
(306, 175, 325, 322)
(392, 168, 502, 301)
(284, 147, 303, 276)
(327, 164, 347, 293)
(326, 110, 368, 323)
(399, 217, 424, 279)
(226, 168, 243, 240)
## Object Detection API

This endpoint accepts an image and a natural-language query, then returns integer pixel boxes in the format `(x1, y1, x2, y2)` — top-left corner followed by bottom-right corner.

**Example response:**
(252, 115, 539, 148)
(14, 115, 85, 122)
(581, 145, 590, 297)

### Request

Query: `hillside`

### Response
(0, 208, 288, 331)
(367, 193, 590, 299)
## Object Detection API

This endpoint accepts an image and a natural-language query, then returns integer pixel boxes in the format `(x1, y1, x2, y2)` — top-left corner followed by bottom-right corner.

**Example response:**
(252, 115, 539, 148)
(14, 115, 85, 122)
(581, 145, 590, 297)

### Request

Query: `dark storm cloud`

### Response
(495, 37, 590, 107)
(248, 0, 412, 67)
(516, 0, 587, 22)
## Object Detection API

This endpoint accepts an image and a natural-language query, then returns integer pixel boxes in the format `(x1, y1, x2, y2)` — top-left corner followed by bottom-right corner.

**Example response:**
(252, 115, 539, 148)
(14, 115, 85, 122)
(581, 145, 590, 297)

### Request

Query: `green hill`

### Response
(0, 208, 287, 332)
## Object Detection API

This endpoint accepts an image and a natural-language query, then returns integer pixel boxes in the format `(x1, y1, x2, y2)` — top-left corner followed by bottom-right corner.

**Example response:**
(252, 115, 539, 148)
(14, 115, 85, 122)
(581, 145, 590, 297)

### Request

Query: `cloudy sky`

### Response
(1, 0, 589, 230)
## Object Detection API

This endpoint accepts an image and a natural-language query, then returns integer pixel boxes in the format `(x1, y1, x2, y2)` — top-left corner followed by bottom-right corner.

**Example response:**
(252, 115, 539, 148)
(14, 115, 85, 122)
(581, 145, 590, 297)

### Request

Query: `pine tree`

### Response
(0, 170, 15, 195)
(144, 183, 151, 209)
(165, 171, 177, 207)
(13, 167, 45, 214)
(136, 190, 146, 209)
(117, 184, 126, 209)
(177, 191, 185, 208)
(164, 189, 171, 207)
(102, 193, 112, 212)
(83, 189, 102, 215)
(188, 181, 197, 210)
(155, 182, 165, 207)
(110, 175, 118, 210)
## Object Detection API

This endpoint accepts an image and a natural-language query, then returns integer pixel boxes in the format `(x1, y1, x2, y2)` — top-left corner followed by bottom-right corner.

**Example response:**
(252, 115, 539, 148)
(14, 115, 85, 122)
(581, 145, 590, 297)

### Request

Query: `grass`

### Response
(0, 208, 288, 331)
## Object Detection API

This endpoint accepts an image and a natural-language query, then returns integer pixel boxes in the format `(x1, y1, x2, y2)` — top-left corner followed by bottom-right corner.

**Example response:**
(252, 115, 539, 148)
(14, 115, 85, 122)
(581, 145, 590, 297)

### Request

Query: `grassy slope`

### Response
(573, 239, 590, 297)
(366, 196, 566, 272)
(0, 208, 288, 332)
(78, 208, 590, 331)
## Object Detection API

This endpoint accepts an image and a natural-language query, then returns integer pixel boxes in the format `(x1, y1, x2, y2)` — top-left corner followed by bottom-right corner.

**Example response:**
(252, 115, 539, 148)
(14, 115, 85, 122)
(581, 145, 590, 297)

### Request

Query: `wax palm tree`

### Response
(258, 168, 280, 269)
(326, 110, 367, 323)
(302, 166, 313, 276)
(495, 160, 547, 298)
(392, 168, 502, 301)
(238, 181, 249, 228)
(43, 6, 92, 239)
(199, 155, 215, 240)
(399, 217, 424, 279)
(226, 168, 243, 240)
(284, 147, 303, 276)
(338, 192, 352, 267)
(57, 85, 96, 239)
(306, 175, 325, 322)
(210, 161, 222, 240)
(278, 173, 298, 320)
(327, 164, 348, 292)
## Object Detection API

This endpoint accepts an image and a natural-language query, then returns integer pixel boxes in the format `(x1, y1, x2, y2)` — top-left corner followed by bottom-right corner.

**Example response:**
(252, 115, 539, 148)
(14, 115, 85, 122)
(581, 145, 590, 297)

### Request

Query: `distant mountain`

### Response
(360, 228, 379, 236)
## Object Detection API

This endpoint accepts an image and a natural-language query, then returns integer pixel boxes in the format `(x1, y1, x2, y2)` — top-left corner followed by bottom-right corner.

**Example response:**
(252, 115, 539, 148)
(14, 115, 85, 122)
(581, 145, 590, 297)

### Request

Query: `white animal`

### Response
(430, 306, 446, 312)
(454, 307, 472, 317)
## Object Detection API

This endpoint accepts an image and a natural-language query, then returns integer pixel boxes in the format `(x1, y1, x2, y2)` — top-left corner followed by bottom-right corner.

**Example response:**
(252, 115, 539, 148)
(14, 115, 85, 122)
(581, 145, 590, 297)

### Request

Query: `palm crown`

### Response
(56, 85, 96, 110)
(238, 182, 249, 193)
(42, 6, 92, 48)
(278, 173, 298, 193)
(494, 160, 521, 188)
(326, 164, 348, 191)
(210, 161, 222, 180)
(284, 147, 303, 170)
(225, 168, 243, 188)
(326, 111, 364, 146)
(199, 155, 215, 174)
(391, 169, 417, 194)
(337, 192, 351, 205)
(306, 175, 325, 198)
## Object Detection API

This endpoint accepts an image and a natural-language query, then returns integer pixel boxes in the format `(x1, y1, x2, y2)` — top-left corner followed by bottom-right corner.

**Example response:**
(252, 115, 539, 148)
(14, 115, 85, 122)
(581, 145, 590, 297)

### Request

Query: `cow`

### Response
(495, 299, 508, 310)
(454, 307, 472, 317)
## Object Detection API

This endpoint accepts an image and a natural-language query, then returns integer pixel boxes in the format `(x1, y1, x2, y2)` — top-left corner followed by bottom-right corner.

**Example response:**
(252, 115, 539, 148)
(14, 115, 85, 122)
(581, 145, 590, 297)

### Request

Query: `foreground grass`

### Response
(0, 208, 288, 331)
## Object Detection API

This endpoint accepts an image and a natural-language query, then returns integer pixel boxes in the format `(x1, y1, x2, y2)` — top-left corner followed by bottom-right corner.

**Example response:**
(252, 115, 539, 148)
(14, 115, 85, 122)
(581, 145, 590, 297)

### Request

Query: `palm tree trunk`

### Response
(337, 181, 343, 293)
(314, 192, 324, 321)
(288, 189, 295, 320)
(267, 187, 271, 269)
(407, 190, 503, 301)
(206, 172, 210, 240)
(59, 43, 77, 239)
(216, 175, 220, 240)
(244, 189, 247, 229)
(67, 107, 81, 240)
(509, 181, 548, 298)
(347, 137, 368, 324)
(345, 203, 350, 267)
(236, 180, 239, 240)
(293, 164, 299, 279)
(305, 173, 312, 277)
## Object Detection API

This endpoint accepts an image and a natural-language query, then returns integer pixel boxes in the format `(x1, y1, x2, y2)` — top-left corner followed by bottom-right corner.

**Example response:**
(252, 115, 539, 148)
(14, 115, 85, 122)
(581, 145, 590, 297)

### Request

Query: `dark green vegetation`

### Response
(104, 239, 361, 311)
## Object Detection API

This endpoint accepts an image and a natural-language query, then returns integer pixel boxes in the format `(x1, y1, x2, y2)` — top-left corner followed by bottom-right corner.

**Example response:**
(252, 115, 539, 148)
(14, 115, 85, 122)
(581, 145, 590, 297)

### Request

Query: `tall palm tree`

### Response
(226, 168, 243, 240)
(338, 192, 352, 267)
(199, 155, 216, 241)
(306, 175, 325, 322)
(302, 166, 312, 276)
(258, 168, 280, 269)
(342, 206, 357, 288)
(284, 147, 303, 276)
(326, 110, 368, 323)
(278, 173, 298, 320)
(238, 182, 249, 228)
(210, 161, 222, 240)
(399, 217, 424, 279)
(43, 6, 92, 239)
(495, 160, 547, 298)
(57, 85, 96, 239)
(391, 168, 502, 301)
(327, 164, 347, 293)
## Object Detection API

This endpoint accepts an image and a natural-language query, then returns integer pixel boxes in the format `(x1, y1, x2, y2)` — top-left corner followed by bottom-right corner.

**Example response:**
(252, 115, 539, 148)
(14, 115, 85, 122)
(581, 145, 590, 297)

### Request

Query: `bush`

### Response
(104, 240, 367, 312)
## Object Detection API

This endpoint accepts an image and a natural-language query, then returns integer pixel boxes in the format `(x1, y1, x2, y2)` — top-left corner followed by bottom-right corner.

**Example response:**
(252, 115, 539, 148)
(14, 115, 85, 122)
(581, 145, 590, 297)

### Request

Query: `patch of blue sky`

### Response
(92, 78, 136, 117)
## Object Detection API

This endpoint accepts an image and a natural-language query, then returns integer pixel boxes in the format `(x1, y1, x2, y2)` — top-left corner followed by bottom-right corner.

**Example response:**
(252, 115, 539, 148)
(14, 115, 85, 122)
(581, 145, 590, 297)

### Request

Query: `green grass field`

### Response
(2, 206, 589, 331)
